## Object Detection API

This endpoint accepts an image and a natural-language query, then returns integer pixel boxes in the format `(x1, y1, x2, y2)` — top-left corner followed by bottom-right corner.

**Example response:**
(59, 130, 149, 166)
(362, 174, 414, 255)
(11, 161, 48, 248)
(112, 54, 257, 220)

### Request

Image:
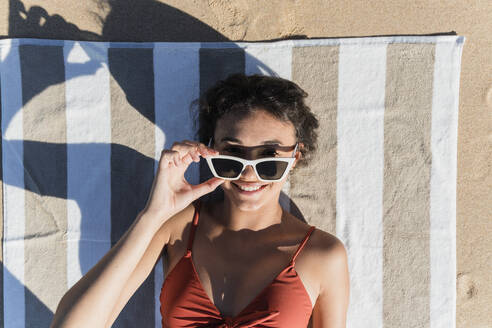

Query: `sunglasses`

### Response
(205, 138, 299, 182)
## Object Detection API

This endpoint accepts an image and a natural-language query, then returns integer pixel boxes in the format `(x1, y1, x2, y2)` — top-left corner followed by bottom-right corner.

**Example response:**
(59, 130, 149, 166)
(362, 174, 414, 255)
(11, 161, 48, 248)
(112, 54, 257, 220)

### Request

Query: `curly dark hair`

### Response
(190, 73, 319, 169)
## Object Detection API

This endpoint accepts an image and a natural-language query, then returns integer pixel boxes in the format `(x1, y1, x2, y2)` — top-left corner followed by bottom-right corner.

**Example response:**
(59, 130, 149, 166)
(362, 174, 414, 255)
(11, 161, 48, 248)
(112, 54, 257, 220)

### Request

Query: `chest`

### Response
(163, 229, 319, 317)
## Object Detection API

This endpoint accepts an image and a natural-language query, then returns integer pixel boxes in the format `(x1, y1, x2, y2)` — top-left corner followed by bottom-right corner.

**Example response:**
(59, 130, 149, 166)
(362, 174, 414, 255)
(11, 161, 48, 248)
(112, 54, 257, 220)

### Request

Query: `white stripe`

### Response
(336, 43, 386, 328)
(64, 41, 112, 288)
(429, 38, 464, 328)
(244, 46, 293, 213)
(1, 40, 26, 328)
(244, 45, 292, 79)
(153, 45, 200, 327)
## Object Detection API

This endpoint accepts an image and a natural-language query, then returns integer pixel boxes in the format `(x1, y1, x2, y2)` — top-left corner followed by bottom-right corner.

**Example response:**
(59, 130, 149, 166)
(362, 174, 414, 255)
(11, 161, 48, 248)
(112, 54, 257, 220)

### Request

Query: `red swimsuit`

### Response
(160, 199, 316, 327)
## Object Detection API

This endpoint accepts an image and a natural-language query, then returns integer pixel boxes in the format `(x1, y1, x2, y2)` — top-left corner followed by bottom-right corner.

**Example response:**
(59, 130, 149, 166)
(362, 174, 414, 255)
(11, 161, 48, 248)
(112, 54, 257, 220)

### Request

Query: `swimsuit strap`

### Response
(186, 199, 202, 254)
(289, 225, 316, 265)
(186, 200, 315, 264)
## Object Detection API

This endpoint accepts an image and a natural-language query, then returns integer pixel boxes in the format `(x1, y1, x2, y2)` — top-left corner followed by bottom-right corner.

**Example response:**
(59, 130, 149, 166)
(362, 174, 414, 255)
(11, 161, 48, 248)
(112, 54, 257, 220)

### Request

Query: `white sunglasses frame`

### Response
(205, 138, 299, 182)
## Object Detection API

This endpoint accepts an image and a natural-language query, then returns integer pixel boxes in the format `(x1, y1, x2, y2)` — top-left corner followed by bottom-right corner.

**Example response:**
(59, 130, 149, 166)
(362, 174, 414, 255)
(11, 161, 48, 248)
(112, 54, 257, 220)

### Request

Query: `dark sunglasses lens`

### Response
(211, 158, 243, 178)
(256, 160, 288, 180)
(211, 158, 289, 181)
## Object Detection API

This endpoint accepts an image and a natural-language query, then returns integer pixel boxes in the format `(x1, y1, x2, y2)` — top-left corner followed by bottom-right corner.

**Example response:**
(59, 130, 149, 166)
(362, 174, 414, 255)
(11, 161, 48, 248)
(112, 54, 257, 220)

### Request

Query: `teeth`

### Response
(236, 184, 263, 191)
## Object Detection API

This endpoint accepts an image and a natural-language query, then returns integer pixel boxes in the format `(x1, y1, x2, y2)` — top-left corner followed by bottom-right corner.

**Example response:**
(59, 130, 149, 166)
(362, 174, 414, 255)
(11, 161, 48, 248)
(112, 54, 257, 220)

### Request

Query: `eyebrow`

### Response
(219, 137, 283, 145)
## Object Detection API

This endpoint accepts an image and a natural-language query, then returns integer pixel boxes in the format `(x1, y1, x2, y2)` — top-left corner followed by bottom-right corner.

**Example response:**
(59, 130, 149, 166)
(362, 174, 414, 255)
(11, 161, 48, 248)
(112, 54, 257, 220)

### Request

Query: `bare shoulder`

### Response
(306, 228, 349, 288)
(308, 227, 350, 326)
(284, 211, 348, 280)
(284, 212, 347, 268)
(157, 201, 198, 247)
(310, 228, 347, 261)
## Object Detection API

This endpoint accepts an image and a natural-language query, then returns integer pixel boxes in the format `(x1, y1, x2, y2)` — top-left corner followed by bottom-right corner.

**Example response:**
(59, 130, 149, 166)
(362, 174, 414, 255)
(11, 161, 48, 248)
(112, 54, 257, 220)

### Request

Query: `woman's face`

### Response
(212, 109, 301, 211)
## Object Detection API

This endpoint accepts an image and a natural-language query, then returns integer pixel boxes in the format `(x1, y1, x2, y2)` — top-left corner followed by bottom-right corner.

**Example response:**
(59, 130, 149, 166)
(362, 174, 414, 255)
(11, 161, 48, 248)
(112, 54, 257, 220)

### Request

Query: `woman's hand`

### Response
(141, 140, 224, 221)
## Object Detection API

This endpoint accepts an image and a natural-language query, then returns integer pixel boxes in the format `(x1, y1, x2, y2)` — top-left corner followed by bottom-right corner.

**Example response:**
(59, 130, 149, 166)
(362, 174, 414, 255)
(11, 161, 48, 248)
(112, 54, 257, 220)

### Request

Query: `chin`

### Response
(233, 200, 266, 212)
(221, 181, 280, 210)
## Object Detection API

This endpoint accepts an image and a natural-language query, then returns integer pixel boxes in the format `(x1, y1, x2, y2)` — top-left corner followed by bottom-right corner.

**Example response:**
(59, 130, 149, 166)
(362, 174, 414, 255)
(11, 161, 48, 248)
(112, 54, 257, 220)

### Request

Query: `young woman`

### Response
(51, 74, 349, 328)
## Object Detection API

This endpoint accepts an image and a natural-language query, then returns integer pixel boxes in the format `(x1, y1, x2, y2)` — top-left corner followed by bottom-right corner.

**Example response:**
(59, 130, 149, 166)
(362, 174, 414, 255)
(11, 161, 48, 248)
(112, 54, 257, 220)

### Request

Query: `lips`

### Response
(233, 182, 267, 188)
(232, 182, 268, 193)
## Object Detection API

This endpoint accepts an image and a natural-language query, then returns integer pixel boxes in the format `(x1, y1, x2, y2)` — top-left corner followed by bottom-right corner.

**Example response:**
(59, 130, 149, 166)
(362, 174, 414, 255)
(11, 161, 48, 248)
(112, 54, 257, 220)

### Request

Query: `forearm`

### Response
(50, 210, 167, 328)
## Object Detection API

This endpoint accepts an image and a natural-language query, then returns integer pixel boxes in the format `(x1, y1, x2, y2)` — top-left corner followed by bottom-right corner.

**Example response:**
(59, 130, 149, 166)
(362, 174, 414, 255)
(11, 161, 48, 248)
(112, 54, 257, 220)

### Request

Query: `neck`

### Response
(210, 196, 284, 232)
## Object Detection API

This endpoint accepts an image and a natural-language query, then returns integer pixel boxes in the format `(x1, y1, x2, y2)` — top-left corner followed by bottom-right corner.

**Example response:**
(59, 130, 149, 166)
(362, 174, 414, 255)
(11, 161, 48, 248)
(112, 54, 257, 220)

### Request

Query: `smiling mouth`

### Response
(232, 182, 268, 193)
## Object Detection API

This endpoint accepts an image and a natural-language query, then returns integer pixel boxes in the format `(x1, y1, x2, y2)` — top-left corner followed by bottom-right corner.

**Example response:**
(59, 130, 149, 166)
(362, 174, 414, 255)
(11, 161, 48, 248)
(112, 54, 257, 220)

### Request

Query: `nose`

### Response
(240, 164, 258, 180)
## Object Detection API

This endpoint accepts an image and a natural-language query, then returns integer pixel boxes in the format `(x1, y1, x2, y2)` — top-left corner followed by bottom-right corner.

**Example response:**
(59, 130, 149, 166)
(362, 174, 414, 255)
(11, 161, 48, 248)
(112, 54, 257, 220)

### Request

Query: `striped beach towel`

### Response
(0, 36, 464, 328)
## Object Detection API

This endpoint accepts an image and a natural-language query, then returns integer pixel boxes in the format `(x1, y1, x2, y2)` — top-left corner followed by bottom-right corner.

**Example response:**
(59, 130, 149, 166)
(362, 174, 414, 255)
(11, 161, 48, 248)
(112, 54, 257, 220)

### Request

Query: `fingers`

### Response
(181, 152, 194, 165)
(159, 150, 180, 169)
(179, 140, 217, 154)
(190, 177, 225, 199)
(170, 140, 219, 161)
(159, 140, 219, 170)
